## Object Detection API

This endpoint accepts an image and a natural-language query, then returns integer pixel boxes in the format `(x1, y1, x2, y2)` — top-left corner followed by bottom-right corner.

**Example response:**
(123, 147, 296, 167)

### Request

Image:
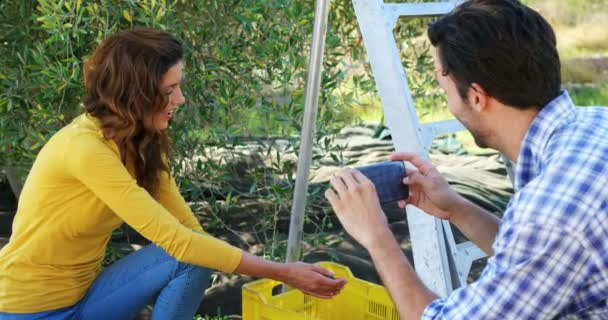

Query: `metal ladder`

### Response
(352, 0, 487, 297)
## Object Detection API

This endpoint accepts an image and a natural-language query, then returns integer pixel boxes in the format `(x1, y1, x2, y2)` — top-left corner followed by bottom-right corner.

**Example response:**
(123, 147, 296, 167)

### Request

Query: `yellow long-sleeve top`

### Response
(0, 113, 242, 313)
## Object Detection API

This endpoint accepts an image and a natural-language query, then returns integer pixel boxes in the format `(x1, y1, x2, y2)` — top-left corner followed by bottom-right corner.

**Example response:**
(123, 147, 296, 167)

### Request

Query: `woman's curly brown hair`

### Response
(83, 28, 182, 197)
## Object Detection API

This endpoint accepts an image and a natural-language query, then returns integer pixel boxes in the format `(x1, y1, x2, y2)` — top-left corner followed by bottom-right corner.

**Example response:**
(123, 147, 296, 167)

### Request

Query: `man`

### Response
(325, 0, 608, 318)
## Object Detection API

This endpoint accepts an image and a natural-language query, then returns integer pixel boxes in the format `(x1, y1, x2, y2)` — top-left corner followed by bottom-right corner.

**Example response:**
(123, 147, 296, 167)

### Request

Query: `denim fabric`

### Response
(0, 244, 212, 320)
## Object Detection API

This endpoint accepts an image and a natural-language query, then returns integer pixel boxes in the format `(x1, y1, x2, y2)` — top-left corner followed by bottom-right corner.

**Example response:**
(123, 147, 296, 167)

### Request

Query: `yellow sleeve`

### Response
(65, 133, 242, 272)
(157, 171, 204, 232)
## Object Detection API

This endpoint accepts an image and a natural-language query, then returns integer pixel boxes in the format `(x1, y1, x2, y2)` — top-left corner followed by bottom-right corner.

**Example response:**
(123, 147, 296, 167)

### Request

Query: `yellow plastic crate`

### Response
(242, 261, 400, 320)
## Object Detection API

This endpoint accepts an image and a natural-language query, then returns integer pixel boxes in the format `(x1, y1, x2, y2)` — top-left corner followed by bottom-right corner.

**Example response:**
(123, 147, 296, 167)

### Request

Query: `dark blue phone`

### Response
(356, 161, 409, 204)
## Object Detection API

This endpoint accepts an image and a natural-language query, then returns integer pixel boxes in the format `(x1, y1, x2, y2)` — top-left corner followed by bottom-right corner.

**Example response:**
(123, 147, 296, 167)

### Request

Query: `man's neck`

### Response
(489, 106, 539, 162)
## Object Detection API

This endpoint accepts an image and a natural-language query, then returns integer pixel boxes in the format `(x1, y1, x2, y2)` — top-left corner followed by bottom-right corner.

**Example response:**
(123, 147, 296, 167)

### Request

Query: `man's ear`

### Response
(468, 83, 489, 113)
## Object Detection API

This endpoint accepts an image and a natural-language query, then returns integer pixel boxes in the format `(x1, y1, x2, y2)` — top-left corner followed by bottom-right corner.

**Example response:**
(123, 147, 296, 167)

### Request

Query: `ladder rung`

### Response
(455, 241, 487, 262)
(383, 2, 456, 18)
(421, 119, 465, 138)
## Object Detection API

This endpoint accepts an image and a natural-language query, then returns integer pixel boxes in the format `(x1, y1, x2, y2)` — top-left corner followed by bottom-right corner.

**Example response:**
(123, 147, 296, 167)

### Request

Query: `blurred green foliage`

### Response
(569, 84, 608, 107)
(0, 0, 436, 262)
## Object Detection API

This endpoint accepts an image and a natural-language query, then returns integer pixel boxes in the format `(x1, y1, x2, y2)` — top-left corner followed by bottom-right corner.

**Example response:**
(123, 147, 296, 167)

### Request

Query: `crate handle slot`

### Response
(271, 284, 283, 296)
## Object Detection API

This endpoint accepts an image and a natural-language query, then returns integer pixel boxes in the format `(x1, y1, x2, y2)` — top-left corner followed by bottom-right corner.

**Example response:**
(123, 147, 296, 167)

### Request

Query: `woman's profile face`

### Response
(147, 61, 185, 130)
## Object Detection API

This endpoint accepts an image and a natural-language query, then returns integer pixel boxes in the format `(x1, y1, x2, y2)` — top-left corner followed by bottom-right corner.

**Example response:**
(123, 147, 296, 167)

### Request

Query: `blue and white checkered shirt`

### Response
(423, 91, 608, 319)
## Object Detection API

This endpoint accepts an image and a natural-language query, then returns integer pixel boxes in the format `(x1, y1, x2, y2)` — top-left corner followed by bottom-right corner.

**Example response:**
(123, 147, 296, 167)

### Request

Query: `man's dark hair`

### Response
(428, 0, 560, 109)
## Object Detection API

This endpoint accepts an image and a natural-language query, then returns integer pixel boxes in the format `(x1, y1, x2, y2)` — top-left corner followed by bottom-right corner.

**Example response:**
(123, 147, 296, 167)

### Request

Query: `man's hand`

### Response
(324, 166, 439, 319)
(391, 152, 499, 255)
(282, 262, 347, 299)
(390, 152, 465, 221)
(324, 168, 390, 250)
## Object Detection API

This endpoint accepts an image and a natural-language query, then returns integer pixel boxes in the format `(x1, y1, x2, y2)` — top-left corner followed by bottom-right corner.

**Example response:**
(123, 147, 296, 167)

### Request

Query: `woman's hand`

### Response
(390, 152, 465, 221)
(282, 262, 347, 299)
(235, 253, 345, 299)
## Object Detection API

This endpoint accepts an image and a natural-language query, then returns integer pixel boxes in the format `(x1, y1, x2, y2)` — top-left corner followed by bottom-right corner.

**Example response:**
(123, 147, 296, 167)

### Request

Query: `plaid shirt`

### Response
(423, 91, 608, 319)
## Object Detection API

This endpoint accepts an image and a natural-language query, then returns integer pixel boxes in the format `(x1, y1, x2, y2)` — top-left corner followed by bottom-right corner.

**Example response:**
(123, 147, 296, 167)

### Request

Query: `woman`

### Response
(0, 28, 345, 320)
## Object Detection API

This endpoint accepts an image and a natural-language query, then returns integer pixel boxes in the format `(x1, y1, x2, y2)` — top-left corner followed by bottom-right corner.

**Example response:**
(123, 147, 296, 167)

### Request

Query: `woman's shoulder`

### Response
(65, 113, 104, 136)
(25, 114, 117, 179)
(50, 113, 117, 155)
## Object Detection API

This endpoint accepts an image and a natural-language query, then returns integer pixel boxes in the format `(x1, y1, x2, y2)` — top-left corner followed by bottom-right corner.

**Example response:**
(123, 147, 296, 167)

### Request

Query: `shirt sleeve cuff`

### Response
(422, 298, 444, 319)
(222, 246, 243, 273)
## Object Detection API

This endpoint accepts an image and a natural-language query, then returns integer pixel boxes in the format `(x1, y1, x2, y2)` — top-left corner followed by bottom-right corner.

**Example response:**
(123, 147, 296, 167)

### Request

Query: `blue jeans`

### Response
(0, 244, 212, 320)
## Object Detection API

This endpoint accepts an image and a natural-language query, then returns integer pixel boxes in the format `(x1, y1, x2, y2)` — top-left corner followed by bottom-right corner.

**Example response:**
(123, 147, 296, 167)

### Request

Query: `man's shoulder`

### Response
(574, 105, 608, 126)
(512, 106, 608, 231)
(547, 106, 608, 156)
